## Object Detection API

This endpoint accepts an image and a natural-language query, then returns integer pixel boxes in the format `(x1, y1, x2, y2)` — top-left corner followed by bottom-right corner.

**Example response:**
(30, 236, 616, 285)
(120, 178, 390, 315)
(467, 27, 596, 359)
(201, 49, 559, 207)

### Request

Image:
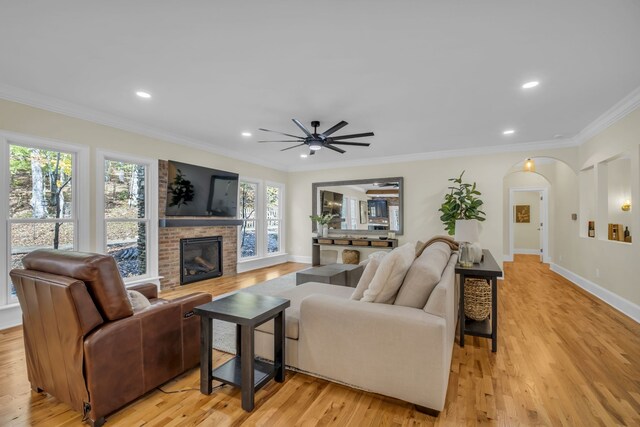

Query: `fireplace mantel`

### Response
(159, 218, 243, 228)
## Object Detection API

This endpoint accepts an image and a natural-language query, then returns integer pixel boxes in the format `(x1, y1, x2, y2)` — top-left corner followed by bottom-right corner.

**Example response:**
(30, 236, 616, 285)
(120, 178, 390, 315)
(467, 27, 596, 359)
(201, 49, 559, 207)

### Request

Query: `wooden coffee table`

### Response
(194, 292, 290, 411)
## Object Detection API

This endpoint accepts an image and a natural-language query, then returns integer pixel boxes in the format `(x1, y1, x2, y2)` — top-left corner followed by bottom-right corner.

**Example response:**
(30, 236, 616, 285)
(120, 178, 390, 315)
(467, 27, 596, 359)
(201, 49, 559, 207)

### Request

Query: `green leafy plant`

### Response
(168, 168, 195, 207)
(309, 213, 337, 225)
(438, 171, 486, 235)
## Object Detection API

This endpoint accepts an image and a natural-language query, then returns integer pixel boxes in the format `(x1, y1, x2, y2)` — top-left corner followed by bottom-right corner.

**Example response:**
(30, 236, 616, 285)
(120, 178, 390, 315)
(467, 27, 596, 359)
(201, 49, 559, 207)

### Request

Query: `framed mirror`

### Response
(312, 177, 404, 235)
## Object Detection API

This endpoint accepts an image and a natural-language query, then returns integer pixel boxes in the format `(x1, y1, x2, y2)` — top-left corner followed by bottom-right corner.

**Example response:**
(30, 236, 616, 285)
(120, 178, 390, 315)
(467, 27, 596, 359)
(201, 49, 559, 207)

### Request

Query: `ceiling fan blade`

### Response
(280, 143, 306, 152)
(320, 120, 348, 137)
(258, 128, 304, 139)
(292, 119, 314, 138)
(326, 141, 370, 147)
(324, 144, 346, 154)
(258, 140, 304, 143)
(331, 132, 375, 140)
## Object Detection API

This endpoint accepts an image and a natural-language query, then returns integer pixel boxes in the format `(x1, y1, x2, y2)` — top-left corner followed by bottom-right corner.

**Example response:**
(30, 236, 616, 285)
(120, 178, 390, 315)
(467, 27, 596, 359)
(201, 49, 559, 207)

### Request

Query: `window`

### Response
(97, 152, 158, 283)
(240, 182, 258, 258)
(266, 185, 282, 254)
(3, 141, 81, 305)
(239, 180, 285, 260)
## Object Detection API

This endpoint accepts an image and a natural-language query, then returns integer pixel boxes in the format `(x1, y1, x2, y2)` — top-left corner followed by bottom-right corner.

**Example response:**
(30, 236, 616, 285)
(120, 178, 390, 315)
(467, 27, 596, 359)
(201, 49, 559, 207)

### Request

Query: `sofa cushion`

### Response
(256, 282, 354, 339)
(394, 242, 452, 308)
(361, 243, 416, 304)
(350, 254, 384, 300)
(127, 290, 151, 312)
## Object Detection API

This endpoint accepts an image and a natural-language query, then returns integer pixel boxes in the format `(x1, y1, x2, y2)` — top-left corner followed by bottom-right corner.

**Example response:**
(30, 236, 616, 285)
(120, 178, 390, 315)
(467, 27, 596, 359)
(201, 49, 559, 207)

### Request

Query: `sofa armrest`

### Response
(127, 283, 158, 299)
(298, 295, 450, 410)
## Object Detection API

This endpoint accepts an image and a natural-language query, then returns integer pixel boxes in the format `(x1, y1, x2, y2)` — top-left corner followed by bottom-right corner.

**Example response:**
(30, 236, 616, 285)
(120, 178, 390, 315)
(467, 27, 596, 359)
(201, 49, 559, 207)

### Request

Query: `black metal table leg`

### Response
(459, 272, 466, 347)
(200, 316, 213, 394)
(240, 325, 255, 411)
(274, 311, 285, 382)
(491, 277, 498, 352)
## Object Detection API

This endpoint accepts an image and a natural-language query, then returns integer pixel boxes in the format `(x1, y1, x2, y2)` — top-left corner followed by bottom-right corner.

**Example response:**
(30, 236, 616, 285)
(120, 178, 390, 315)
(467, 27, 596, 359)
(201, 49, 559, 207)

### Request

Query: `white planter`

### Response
(322, 224, 329, 238)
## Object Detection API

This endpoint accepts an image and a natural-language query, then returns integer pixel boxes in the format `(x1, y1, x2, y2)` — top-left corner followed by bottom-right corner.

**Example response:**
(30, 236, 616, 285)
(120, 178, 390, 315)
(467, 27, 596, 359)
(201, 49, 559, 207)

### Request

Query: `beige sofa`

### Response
(254, 252, 459, 414)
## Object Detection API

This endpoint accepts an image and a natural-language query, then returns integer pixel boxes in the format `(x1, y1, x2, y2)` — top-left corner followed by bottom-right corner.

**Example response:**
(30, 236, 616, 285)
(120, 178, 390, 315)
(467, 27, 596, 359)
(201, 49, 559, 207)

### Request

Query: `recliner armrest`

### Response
(127, 283, 158, 299)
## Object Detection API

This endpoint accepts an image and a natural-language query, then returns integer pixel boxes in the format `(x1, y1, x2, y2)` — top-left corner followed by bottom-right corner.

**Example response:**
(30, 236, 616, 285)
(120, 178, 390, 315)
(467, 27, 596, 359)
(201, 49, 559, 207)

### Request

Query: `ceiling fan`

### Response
(258, 119, 374, 155)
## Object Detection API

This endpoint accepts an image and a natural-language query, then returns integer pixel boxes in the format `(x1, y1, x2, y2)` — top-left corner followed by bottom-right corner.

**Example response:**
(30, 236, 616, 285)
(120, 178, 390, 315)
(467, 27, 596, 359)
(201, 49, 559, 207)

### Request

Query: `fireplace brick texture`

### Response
(158, 160, 238, 290)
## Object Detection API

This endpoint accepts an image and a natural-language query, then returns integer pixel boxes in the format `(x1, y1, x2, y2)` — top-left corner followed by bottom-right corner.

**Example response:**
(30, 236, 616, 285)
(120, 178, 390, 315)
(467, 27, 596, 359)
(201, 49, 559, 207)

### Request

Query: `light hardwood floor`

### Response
(1, 255, 638, 426)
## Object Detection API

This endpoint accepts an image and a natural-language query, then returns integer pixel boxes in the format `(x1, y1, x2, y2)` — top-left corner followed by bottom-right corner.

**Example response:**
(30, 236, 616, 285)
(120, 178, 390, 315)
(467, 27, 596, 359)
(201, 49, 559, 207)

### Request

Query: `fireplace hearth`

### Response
(180, 236, 223, 285)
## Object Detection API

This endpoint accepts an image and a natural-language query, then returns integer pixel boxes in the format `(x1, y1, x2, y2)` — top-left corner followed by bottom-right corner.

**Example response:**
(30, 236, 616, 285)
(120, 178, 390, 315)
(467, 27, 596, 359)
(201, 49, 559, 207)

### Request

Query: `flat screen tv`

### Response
(166, 160, 239, 217)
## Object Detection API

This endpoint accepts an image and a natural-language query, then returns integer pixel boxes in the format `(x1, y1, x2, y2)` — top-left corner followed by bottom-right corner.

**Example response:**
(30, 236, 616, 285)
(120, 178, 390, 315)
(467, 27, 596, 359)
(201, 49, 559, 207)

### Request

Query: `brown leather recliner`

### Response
(10, 249, 212, 427)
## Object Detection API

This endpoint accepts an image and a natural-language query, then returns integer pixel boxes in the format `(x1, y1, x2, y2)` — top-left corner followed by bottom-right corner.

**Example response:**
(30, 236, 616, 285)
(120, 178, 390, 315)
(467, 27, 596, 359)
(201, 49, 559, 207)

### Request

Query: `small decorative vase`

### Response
(322, 224, 329, 238)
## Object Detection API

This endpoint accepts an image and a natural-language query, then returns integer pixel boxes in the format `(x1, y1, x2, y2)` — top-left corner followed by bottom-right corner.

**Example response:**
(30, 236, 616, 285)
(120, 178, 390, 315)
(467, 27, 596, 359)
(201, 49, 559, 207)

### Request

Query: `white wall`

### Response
(513, 191, 540, 252)
(286, 148, 579, 266)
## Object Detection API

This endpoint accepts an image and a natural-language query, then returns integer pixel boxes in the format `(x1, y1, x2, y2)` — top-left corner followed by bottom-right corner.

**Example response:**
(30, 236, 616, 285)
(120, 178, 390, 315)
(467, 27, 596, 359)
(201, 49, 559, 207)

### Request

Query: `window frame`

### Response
(96, 150, 158, 285)
(238, 178, 285, 262)
(1, 131, 89, 306)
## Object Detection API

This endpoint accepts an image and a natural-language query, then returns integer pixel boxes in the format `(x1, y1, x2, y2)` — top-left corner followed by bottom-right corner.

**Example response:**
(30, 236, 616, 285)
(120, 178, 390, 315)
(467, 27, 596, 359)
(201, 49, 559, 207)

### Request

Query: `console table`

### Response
(195, 293, 290, 411)
(311, 237, 398, 266)
(456, 249, 503, 352)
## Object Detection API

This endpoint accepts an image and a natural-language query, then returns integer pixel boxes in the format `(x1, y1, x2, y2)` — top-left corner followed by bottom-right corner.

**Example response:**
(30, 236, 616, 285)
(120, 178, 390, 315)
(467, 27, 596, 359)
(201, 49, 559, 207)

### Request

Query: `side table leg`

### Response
(274, 311, 285, 382)
(492, 276, 498, 353)
(241, 325, 255, 411)
(200, 316, 213, 394)
(236, 324, 242, 356)
(459, 273, 466, 347)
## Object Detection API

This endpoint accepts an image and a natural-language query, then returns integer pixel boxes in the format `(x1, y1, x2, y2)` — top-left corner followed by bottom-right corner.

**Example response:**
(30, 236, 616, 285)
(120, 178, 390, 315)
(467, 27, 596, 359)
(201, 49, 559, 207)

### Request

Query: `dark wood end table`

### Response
(194, 292, 290, 411)
(455, 249, 503, 352)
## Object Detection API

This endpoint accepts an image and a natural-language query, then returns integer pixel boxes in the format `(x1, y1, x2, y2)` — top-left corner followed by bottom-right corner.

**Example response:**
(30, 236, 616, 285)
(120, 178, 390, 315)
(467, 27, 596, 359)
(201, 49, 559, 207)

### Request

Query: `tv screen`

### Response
(166, 160, 239, 217)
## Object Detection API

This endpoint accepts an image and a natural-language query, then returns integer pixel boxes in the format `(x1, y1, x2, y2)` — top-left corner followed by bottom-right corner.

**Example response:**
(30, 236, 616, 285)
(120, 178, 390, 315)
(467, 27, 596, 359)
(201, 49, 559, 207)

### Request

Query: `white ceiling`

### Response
(1, 1, 639, 171)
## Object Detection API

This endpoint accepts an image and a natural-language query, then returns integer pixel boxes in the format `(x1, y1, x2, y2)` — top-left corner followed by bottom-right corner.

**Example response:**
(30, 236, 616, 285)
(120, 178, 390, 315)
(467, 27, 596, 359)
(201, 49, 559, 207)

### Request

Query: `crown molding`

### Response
(574, 84, 640, 145)
(286, 137, 579, 172)
(0, 83, 288, 171)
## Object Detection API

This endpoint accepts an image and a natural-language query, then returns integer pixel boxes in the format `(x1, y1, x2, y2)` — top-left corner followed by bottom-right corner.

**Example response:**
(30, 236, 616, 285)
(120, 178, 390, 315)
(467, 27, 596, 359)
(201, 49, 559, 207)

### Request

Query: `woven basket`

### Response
(464, 278, 491, 321)
(342, 249, 360, 265)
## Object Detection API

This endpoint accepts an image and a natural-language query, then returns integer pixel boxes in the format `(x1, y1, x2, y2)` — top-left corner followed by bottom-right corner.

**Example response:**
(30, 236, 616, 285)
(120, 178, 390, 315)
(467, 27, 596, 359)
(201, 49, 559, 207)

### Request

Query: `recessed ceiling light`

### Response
(522, 81, 539, 89)
(136, 91, 151, 99)
(241, 132, 252, 137)
(300, 154, 308, 158)
(503, 129, 515, 135)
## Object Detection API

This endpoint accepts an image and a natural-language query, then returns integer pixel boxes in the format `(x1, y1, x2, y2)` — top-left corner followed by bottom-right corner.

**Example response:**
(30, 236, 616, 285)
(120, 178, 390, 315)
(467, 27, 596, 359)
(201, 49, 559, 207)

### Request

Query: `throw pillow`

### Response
(350, 255, 383, 300)
(360, 243, 416, 304)
(394, 242, 452, 308)
(127, 290, 151, 311)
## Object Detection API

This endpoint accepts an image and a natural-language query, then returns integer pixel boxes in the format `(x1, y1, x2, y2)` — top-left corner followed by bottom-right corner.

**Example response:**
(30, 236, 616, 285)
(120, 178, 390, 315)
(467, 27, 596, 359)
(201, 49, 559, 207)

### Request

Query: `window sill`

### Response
(237, 253, 289, 273)
(124, 276, 162, 287)
(0, 302, 20, 311)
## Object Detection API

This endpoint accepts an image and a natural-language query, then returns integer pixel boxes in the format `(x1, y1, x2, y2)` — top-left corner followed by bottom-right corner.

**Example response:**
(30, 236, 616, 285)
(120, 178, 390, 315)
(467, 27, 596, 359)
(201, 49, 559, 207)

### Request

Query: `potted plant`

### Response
(310, 214, 337, 238)
(438, 170, 486, 235)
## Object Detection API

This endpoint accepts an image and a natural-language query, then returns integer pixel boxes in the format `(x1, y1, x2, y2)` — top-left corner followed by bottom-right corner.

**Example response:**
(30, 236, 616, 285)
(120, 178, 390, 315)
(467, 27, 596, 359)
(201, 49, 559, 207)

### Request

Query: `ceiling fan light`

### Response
(309, 142, 322, 151)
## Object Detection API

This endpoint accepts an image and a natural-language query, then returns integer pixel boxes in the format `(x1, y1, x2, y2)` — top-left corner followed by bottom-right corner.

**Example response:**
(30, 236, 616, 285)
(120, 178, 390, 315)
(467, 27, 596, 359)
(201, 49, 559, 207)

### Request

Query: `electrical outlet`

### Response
(595, 268, 600, 278)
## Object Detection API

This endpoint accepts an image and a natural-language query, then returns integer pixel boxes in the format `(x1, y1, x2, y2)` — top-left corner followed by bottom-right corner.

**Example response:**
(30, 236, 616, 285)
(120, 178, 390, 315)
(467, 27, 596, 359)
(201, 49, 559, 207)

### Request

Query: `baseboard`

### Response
(237, 254, 289, 273)
(287, 255, 312, 264)
(503, 254, 514, 262)
(514, 249, 541, 255)
(550, 263, 639, 323)
(0, 304, 22, 330)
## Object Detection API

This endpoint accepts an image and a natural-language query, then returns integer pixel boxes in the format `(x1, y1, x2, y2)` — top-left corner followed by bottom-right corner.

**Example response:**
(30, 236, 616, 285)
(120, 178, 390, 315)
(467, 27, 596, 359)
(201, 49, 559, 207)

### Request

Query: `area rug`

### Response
(212, 272, 296, 354)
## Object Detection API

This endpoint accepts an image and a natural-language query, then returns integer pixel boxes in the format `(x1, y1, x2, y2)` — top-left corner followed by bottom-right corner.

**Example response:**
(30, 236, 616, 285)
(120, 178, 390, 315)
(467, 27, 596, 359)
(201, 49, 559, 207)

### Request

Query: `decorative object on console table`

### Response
(310, 214, 336, 238)
(311, 237, 398, 265)
(455, 219, 479, 268)
(464, 278, 491, 321)
(456, 249, 502, 352)
(438, 170, 486, 236)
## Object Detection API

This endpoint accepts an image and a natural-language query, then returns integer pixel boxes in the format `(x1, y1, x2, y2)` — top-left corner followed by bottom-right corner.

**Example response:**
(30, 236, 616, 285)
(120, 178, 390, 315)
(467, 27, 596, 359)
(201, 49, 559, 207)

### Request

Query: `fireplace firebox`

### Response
(180, 236, 223, 285)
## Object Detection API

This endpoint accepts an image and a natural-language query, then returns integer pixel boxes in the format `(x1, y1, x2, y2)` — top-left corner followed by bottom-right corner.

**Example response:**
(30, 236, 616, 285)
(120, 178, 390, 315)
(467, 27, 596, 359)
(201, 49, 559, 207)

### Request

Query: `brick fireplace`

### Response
(158, 160, 240, 290)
